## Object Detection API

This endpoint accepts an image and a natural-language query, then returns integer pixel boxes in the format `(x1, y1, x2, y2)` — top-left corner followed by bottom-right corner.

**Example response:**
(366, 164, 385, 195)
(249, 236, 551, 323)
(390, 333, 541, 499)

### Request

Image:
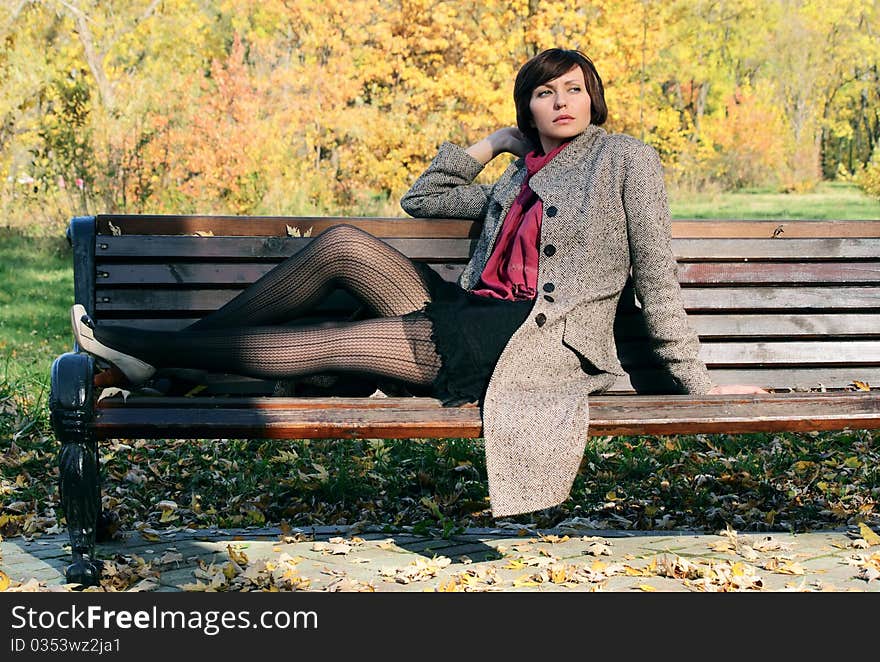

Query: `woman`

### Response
(72, 48, 764, 518)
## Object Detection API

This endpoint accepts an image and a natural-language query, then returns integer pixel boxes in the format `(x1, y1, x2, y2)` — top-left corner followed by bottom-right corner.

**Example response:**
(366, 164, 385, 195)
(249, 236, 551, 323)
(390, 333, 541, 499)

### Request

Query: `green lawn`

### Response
(0, 185, 876, 538)
(0, 231, 73, 386)
(669, 181, 880, 219)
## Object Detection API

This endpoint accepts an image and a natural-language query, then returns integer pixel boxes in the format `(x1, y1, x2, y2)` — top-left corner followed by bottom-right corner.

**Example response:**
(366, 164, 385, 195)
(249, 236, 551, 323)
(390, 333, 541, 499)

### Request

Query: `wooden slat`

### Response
(96, 236, 475, 260)
(678, 287, 880, 310)
(116, 365, 877, 394)
(94, 288, 361, 314)
(589, 392, 880, 435)
(668, 220, 880, 239)
(94, 285, 880, 313)
(610, 368, 880, 392)
(99, 392, 875, 409)
(95, 215, 880, 239)
(97, 215, 482, 238)
(672, 238, 880, 260)
(678, 314, 880, 338)
(100, 313, 880, 338)
(613, 340, 880, 367)
(697, 341, 880, 365)
(618, 340, 880, 369)
(96, 261, 880, 287)
(676, 262, 880, 284)
(91, 392, 880, 439)
(97, 262, 464, 286)
(95, 235, 880, 261)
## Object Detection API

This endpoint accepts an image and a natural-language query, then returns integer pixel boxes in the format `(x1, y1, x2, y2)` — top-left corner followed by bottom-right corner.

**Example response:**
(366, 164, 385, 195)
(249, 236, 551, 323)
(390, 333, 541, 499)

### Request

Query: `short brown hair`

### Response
(514, 49, 607, 150)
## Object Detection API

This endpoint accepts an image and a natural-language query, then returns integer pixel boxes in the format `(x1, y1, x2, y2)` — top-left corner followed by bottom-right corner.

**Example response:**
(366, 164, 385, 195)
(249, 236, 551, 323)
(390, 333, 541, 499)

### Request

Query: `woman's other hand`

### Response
(707, 384, 770, 395)
(466, 127, 530, 163)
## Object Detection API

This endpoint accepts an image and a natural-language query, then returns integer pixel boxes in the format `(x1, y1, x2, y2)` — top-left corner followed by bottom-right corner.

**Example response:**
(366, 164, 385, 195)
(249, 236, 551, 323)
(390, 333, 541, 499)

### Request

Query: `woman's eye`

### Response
(536, 89, 551, 97)
(569, 86, 581, 93)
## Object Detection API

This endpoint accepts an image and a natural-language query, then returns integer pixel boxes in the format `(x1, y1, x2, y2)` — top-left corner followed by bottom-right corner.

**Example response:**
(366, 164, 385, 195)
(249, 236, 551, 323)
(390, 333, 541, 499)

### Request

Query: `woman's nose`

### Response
(555, 95, 567, 109)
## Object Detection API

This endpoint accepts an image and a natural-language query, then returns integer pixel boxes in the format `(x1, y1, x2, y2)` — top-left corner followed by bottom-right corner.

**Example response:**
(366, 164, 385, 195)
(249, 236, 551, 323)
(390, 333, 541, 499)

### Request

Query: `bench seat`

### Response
(94, 392, 880, 439)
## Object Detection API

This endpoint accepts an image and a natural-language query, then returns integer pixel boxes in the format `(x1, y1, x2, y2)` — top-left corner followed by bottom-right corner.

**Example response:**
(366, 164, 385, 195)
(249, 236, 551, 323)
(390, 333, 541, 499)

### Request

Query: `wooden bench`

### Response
(49, 214, 880, 585)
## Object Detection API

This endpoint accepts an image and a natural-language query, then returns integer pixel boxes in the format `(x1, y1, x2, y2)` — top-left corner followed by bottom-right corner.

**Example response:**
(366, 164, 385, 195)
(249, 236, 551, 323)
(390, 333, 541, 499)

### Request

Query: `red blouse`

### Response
(471, 141, 570, 300)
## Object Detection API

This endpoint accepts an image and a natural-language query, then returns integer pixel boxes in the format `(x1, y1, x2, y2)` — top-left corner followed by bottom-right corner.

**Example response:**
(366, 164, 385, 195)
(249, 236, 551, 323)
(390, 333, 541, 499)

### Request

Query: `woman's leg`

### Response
(189, 224, 432, 330)
(91, 313, 441, 386)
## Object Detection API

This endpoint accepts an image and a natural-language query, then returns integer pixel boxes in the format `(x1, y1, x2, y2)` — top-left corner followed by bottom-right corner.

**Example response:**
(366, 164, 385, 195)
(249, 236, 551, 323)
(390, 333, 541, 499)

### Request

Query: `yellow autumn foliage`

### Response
(1, 0, 879, 226)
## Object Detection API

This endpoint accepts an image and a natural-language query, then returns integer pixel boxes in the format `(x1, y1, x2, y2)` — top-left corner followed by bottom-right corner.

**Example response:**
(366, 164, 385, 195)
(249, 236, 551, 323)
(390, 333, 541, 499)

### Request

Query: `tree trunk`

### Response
(71, 12, 116, 112)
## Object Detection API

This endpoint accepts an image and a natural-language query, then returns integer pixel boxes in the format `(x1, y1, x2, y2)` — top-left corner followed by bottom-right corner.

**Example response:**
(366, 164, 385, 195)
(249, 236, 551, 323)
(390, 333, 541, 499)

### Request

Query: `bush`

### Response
(856, 145, 880, 200)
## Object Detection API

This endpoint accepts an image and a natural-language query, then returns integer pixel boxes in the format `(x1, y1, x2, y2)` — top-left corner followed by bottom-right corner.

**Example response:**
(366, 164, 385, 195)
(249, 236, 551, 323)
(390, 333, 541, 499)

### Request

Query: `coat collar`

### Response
(527, 123, 606, 198)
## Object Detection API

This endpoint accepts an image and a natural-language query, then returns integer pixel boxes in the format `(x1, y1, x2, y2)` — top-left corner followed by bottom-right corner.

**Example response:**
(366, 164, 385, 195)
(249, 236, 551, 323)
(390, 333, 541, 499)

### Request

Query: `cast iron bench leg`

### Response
(50, 352, 102, 587)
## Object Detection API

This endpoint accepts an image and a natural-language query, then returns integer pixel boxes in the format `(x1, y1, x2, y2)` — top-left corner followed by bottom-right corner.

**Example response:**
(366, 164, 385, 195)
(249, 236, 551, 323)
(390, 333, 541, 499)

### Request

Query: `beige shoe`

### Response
(70, 304, 156, 385)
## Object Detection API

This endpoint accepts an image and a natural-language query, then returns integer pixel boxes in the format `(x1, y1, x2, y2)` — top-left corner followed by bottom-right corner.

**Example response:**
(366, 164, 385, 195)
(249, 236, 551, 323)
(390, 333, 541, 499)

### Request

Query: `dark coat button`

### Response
(543, 295, 554, 303)
(535, 313, 547, 327)
(546, 206, 558, 217)
(543, 244, 557, 257)
(543, 282, 555, 293)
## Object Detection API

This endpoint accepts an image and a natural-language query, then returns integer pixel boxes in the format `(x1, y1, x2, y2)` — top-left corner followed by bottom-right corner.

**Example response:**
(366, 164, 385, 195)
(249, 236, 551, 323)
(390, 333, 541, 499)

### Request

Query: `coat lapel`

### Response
(528, 124, 605, 200)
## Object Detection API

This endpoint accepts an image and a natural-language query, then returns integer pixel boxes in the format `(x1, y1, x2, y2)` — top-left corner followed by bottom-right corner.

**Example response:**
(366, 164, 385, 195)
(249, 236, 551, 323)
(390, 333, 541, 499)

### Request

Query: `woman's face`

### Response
(528, 65, 592, 154)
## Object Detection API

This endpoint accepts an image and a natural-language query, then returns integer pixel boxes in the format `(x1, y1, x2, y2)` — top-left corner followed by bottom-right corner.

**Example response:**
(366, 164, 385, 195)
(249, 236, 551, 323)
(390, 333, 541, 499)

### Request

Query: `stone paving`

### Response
(2, 523, 879, 592)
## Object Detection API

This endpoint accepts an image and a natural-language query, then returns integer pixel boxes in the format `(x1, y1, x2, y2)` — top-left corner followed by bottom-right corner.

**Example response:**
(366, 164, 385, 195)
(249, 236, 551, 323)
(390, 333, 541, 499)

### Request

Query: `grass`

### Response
(0, 231, 73, 386)
(0, 185, 877, 541)
(669, 181, 880, 219)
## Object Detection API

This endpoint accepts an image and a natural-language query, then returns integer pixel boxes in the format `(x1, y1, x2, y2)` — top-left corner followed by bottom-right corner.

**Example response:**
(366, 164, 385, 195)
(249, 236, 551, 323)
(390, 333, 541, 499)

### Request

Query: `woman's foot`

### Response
(70, 304, 156, 385)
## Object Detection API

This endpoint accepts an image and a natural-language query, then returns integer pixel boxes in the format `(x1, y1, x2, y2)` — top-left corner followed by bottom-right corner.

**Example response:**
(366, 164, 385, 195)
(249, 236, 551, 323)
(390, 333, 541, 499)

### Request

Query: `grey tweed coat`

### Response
(400, 124, 713, 517)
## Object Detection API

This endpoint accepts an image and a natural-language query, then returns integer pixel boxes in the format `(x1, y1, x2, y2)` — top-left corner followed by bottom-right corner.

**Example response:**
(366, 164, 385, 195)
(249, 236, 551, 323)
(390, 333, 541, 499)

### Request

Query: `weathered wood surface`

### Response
(98, 313, 880, 339)
(78, 215, 880, 428)
(107, 365, 877, 394)
(92, 285, 880, 313)
(93, 392, 880, 439)
(95, 215, 880, 238)
(95, 235, 880, 260)
(95, 261, 880, 286)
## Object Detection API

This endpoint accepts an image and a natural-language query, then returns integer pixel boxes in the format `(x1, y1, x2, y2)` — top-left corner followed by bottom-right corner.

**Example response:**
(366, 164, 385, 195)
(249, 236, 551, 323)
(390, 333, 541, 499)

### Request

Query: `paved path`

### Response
(3, 524, 879, 592)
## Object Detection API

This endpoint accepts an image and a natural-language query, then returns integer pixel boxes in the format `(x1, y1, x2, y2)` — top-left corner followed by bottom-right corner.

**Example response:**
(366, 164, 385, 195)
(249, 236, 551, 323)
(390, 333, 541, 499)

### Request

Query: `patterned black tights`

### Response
(93, 225, 442, 386)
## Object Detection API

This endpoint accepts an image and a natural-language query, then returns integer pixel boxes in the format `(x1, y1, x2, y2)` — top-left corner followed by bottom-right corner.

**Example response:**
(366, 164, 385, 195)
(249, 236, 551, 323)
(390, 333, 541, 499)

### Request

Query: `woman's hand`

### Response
(707, 384, 769, 395)
(491, 127, 530, 157)
(466, 127, 530, 164)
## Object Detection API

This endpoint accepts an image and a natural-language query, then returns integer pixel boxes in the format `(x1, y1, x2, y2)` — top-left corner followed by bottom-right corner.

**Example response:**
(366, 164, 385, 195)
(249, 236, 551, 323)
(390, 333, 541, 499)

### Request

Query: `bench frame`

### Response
(49, 214, 880, 585)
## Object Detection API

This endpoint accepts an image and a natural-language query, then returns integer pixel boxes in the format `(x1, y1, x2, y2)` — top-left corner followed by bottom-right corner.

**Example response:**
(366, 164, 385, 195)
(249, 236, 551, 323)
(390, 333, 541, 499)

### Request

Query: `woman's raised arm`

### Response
(400, 128, 528, 220)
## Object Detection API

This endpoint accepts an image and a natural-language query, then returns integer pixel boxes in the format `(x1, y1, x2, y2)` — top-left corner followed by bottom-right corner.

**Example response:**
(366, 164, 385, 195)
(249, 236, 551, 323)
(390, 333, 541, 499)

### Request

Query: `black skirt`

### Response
(410, 263, 534, 407)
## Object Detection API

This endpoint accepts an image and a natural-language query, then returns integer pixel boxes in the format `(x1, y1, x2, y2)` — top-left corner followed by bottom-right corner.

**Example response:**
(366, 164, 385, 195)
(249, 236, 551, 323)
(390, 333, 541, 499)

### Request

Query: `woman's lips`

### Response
(553, 115, 575, 123)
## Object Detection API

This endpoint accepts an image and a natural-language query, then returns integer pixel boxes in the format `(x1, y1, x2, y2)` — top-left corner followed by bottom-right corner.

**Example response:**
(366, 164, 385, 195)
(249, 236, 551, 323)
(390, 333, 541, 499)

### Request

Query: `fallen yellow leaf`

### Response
(159, 509, 178, 523)
(550, 567, 568, 584)
(637, 584, 657, 592)
(775, 561, 806, 576)
(0, 570, 9, 591)
(710, 541, 735, 553)
(226, 545, 249, 566)
(858, 522, 880, 547)
(435, 580, 458, 592)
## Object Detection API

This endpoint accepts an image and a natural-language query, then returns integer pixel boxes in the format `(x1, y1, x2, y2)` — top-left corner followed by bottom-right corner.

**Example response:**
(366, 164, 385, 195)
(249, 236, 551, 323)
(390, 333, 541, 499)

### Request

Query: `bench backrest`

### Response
(69, 215, 880, 394)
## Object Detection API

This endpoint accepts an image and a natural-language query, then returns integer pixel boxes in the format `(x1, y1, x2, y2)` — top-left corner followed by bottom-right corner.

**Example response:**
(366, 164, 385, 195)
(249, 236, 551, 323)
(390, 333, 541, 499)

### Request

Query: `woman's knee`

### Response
(316, 223, 374, 245)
